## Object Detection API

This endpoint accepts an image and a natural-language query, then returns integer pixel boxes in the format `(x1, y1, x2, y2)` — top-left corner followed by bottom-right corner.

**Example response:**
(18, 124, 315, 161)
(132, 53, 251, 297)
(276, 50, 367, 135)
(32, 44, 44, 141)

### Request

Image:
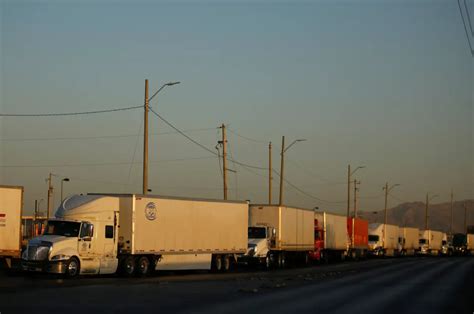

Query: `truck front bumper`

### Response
(22, 260, 68, 274)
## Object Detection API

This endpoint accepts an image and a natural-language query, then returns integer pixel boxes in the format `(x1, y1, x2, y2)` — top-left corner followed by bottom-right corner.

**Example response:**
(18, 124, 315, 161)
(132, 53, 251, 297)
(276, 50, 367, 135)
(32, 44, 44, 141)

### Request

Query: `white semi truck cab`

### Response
(242, 226, 276, 267)
(22, 195, 119, 276)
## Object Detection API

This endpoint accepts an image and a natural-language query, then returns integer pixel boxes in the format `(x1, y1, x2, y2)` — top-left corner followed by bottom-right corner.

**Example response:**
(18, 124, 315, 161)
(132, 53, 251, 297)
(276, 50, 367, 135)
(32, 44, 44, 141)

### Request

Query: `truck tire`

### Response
(278, 253, 286, 269)
(136, 256, 151, 276)
(223, 255, 231, 272)
(65, 257, 80, 278)
(265, 253, 272, 270)
(213, 255, 222, 272)
(123, 256, 136, 276)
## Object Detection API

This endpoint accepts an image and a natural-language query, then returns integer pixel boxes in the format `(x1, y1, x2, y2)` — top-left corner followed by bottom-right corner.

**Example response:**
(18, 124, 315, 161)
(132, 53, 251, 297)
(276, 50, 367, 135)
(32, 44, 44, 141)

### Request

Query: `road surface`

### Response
(1, 257, 472, 314)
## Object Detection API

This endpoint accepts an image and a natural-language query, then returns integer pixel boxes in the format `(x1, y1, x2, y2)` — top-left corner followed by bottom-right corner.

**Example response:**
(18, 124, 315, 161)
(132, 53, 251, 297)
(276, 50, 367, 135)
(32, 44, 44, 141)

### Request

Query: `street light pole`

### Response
(383, 182, 400, 247)
(347, 165, 365, 218)
(46, 173, 53, 219)
(278, 137, 306, 206)
(61, 178, 70, 202)
(450, 189, 454, 235)
(268, 142, 272, 204)
(143, 79, 149, 195)
(142, 80, 180, 195)
(425, 193, 439, 230)
(278, 136, 285, 206)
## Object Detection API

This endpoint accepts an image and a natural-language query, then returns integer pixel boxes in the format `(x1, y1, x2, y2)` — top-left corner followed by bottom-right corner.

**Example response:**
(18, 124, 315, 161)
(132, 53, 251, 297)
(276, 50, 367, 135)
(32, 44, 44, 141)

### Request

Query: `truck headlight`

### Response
(50, 254, 70, 261)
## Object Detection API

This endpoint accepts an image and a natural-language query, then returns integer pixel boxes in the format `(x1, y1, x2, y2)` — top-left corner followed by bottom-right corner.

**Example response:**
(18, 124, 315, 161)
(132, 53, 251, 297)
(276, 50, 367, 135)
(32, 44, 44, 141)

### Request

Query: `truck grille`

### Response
(27, 245, 50, 261)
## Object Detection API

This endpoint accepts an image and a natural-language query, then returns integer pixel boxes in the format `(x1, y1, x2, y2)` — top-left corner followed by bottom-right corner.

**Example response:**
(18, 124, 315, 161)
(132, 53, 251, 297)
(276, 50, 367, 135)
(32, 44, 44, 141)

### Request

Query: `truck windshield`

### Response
(248, 227, 266, 239)
(368, 235, 379, 242)
(44, 221, 81, 237)
(452, 234, 466, 247)
(419, 239, 428, 244)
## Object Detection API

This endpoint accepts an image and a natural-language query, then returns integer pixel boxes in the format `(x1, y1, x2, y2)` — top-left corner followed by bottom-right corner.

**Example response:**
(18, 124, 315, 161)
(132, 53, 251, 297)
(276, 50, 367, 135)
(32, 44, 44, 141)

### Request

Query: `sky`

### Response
(0, 0, 473, 216)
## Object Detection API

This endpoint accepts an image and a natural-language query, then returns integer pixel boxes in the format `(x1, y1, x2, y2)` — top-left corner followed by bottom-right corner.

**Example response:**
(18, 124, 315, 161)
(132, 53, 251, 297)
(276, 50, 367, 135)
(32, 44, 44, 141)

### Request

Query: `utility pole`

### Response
(347, 164, 351, 218)
(278, 136, 285, 206)
(464, 202, 468, 234)
(46, 173, 53, 219)
(425, 193, 429, 230)
(220, 124, 228, 200)
(450, 189, 454, 235)
(383, 182, 389, 247)
(143, 79, 149, 195)
(353, 179, 360, 218)
(268, 142, 272, 204)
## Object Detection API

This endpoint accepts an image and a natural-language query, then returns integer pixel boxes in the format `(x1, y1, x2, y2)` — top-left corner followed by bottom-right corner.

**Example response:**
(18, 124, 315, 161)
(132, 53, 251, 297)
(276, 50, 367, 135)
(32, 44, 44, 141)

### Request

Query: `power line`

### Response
(0, 128, 216, 142)
(227, 128, 268, 144)
(286, 159, 347, 185)
(0, 156, 215, 168)
(149, 107, 218, 156)
(464, 0, 474, 36)
(458, 0, 474, 55)
(0, 105, 142, 117)
(272, 168, 346, 204)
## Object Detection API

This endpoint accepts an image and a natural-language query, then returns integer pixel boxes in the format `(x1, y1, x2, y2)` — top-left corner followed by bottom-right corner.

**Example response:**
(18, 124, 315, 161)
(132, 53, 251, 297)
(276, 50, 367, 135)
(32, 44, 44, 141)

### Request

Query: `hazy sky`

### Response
(1, 0, 473, 215)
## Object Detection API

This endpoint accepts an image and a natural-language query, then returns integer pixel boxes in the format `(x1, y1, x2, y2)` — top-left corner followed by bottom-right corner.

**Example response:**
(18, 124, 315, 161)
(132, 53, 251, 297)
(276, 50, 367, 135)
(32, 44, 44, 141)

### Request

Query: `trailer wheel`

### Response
(213, 255, 222, 272)
(65, 257, 80, 278)
(122, 256, 136, 276)
(136, 256, 151, 276)
(278, 253, 286, 269)
(222, 255, 231, 272)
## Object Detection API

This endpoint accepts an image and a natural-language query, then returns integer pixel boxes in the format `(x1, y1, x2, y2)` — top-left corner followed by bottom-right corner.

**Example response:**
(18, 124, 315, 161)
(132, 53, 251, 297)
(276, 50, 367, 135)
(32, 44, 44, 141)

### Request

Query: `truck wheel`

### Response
(265, 253, 272, 270)
(223, 255, 231, 272)
(213, 255, 222, 272)
(65, 257, 80, 278)
(136, 256, 151, 276)
(123, 256, 136, 276)
(279, 253, 286, 269)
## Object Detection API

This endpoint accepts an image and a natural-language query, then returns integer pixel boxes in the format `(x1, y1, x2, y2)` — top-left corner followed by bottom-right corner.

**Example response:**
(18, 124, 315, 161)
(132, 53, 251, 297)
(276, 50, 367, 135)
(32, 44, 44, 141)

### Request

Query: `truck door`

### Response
(99, 211, 119, 274)
(77, 222, 100, 274)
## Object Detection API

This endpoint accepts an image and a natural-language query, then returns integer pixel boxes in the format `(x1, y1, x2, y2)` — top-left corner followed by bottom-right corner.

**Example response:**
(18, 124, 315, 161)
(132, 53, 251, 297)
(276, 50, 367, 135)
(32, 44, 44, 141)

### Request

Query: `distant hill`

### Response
(358, 200, 474, 233)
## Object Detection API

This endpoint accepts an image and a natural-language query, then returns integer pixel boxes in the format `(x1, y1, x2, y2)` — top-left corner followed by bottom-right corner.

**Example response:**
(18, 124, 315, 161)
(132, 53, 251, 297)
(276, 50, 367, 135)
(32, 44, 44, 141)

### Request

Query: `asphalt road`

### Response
(1, 257, 473, 314)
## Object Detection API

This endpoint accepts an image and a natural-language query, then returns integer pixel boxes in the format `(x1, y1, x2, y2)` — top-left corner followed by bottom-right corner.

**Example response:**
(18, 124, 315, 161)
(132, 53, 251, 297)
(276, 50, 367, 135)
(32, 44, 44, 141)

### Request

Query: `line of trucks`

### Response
(1, 185, 473, 277)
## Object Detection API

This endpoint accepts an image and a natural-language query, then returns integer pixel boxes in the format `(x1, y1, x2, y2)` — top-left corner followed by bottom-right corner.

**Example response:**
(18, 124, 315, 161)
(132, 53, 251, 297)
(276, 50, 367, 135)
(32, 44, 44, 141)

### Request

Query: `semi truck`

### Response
(418, 230, 443, 255)
(242, 205, 314, 268)
(309, 211, 348, 262)
(452, 233, 474, 256)
(347, 217, 368, 260)
(368, 223, 399, 256)
(398, 227, 419, 256)
(21, 194, 248, 277)
(0, 185, 24, 269)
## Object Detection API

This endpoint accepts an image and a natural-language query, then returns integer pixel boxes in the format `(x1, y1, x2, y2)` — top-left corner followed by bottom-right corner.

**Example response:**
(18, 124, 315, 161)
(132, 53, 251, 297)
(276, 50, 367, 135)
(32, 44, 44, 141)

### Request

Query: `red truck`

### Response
(347, 217, 368, 259)
(309, 212, 348, 263)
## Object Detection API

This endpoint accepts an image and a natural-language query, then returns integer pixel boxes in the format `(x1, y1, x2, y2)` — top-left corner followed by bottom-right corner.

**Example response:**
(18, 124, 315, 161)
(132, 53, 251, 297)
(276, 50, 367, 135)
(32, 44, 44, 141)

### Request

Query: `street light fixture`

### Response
(61, 178, 70, 202)
(347, 165, 366, 218)
(278, 136, 306, 206)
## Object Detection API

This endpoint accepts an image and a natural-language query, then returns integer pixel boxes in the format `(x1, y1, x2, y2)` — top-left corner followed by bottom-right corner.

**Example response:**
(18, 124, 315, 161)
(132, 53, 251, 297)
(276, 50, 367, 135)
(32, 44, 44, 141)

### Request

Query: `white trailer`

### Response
(21, 194, 248, 277)
(312, 211, 348, 262)
(368, 223, 399, 256)
(398, 227, 419, 256)
(418, 230, 443, 255)
(0, 185, 24, 269)
(242, 205, 314, 268)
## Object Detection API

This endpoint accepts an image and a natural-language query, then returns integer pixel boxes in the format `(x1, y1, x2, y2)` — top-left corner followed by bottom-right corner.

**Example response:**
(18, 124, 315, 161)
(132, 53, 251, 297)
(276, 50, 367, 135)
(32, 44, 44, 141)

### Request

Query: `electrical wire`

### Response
(149, 107, 218, 156)
(286, 159, 347, 185)
(464, 0, 474, 36)
(0, 105, 142, 117)
(0, 156, 215, 168)
(227, 128, 269, 144)
(458, 0, 474, 55)
(272, 168, 346, 204)
(0, 128, 216, 142)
